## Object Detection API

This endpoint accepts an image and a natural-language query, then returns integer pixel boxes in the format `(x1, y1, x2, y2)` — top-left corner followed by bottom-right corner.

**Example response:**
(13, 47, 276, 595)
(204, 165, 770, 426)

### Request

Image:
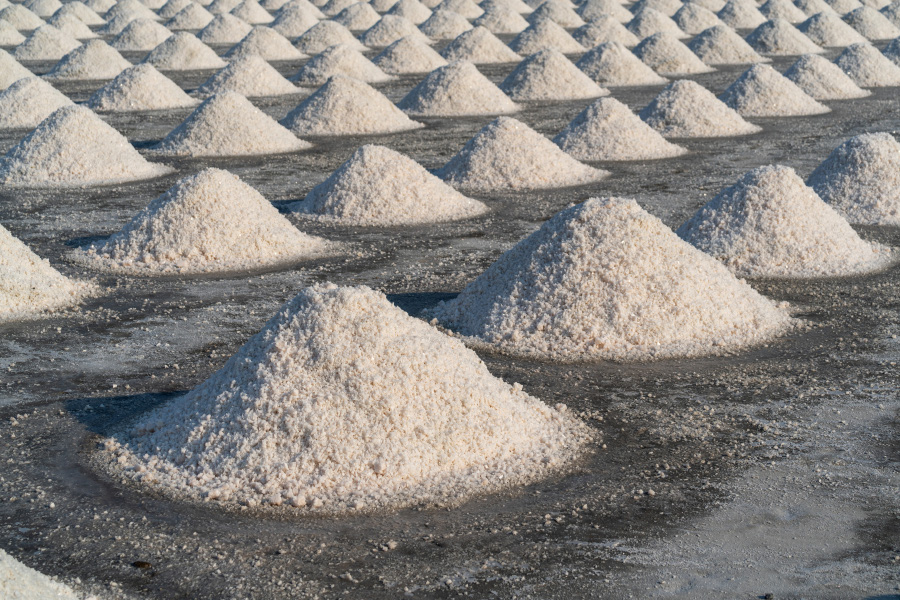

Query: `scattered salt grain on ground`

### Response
(717, 0, 767, 28)
(575, 41, 668, 86)
(295, 21, 367, 53)
(627, 7, 687, 39)
(843, 5, 899, 39)
(110, 18, 174, 51)
(783, 53, 870, 99)
(745, 18, 824, 55)
(197, 53, 300, 96)
(673, 3, 723, 34)
(500, 48, 607, 101)
(440, 25, 521, 63)
(572, 16, 639, 47)
(87, 63, 199, 111)
(0, 76, 72, 128)
(359, 14, 430, 45)
(472, 4, 529, 34)
(332, 2, 381, 30)
(292, 43, 391, 85)
(688, 25, 767, 65)
(198, 13, 254, 43)
(142, 32, 226, 70)
(224, 25, 305, 60)
(834, 41, 900, 85)
(371, 35, 447, 73)
(165, 3, 215, 28)
(419, 9, 472, 40)
(13, 25, 80, 61)
(508, 18, 584, 54)
(719, 63, 830, 116)
(633, 32, 715, 76)
(796, 11, 868, 46)
(397, 60, 519, 116)
(0, 547, 80, 596)
(42, 39, 131, 80)
(640, 79, 761, 137)
(0, 51, 34, 90)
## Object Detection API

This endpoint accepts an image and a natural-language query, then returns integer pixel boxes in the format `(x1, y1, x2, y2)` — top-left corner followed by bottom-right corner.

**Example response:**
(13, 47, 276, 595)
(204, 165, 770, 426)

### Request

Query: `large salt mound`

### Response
(429, 197, 794, 361)
(197, 53, 299, 96)
(198, 13, 253, 42)
(783, 53, 870, 99)
(688, 25, 767, 65)
(397, 60, 518, 116)
(281, 74, 422, 134)
(0, 21, 26, 45)
(385, 0, 431, 23)
(834, 42, 900, 85)
(224, 25, 305, 60)
(75, 169, 334, 274)
(292, 43, 391, 85)
(110, 18, 173, 51)
(553, 97, 687, 160)
(87, 63, 198, 111)
(151, 91, 309, 156)
(42, 39, 131, 81)
(269, 4, 318, 37)
(0, 51, 35, 89)
(633, 32, 714, 76)
(472, 4, 529, 34)
(673, 3, 723, 34)
(0, 105, 172, 187)
(359, 14, 430, 45)
(231, 0, 274, 23)
(508, 18, 584, 53)
(165, 3, 215, 28)
(843, 6, 899, 39)
(333, 2, 381, 29)
(578, 0, 633, 23)
(500, 48, 607, 101)
(13, 25, 80, 60)
(759, 0, 807, 22)
(797, 12, 867, 46)
(372, 35, 447, 73)
(142, 32, 226, 70)
(435, 117, 608, 191)
(719, 63, 830, 116)
(807, 133, 900, 225)
(419, 9, 472, 39)
(435, 0, 484, 19)
(576, 41, 668, 86)
(0, 548, 80, 598)
(640, 80, 761, 137)
(627, 7, 687, 39)
(295, 21, 367, 53)
(0, 76, 73, 128)
(440, 25, 520, 63)
(526, 0, 584, 27)
(746, 18, 824, 55)
(572, 16, 638, 47)
(717, 0, 767, 28)
(46, 11, 97, 39)
(0, 5, 46, 30)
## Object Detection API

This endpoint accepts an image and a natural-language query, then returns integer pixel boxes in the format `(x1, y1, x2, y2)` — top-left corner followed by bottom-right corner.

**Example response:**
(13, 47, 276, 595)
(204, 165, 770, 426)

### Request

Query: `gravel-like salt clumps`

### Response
(14, 24, 80, 60)
(500, 48, 607, 101)
(745, 18, 824, 55)
(0, 547, 79, 596)
(87, 64, 199, 111)
(440, 26, 520, 63)
(678, 165, 894, 278)
(398, 61, 519, 116)
(435, 117, 608, 191)
(197, 53, 299, 97)
(371, 35, 447, 73)
(576, 41, 668, 86)
(633, 32, 715, 76)
(0, 76, 73, 129)
(225, 25, 305, 60)
(640, 80, 761, 137)
(783, 53, 870, 99)
(290, 145, 487, 225)
(292, 43, 392, 85)
(42, 39, 131, 81)
(688, 25, 767, 65)
(429, 197, 794, 361)
(110, 18, 174, 51)
(796, 11, 868, 46)
(572, 16, 639, 47)
(720, 63, 830, 116)
(508, 18, 584, 54)
(834, 42, 900, 86)
(0, 51, 33, 89)
(143, 32, 227, 70)
(197, 13, 253, 43)
(294, 21, 367, 53)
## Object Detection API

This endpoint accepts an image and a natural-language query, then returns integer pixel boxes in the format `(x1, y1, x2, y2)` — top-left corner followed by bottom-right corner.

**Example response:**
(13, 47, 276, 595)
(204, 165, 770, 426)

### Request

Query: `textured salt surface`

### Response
(359, 14, 430, 45)
(0, 5, 46, 31)
(782, 53, 870, 99)
(843, 6, 899, 39)
(834, 42, 900, 86)
(157, 0, 193, 19)
(633, 32, 715, 76)
(507, 18, 584, 54)
(885, 37, 900, 65)
(46, 11, 97, 39)
(472, 4, 529, 34)
(575, 41, 668, 86)
(759, 0, 807, 23)
(142, 32, 227, 70)
(673, 3, 723, 34)
(572, 16, 639, 47)
(796, 11, 868, 47)
(398, 60, 519, 116)
(640, 80, 761, 137)
(295, 21, 367, 53)
(435, 0, 483, 19)
(87, 63, 199, 111)
(224, 25, 305, 60)
(719, 63, 830, 116)
(55, 3, 104, 26)
(26, 0, 62, 19)
(292, 43, 391, 85)
(717, 0, 767, 28)
(500, 48, 607, 101)
(231, 0, 274, 23)
(578, 0, 633, 23)
(371, 35, 447, 73)
(197, 53, 299, 97)
(745, 18, 824, 55)
(526, 0, 584, 27)
(269, 4, 318, 37)
(419, 9, 472, 39)
(99, 13, 145, 36)
(631, 0, 683, 17)
(332, 2, 381, 30)
(165, 4, 216, 29)
(688, 25, 767, 65)
(110, 18, 174, 51)
(197, 13, 254, 43)
(627, 7, 687, 39)
(429, 197, 794, 361)
(14, 25, 81, 61)
(42, 39, 131, 81)
(0, 547, 79, 597)
(385, 0, 432, 23)
(0, 76, 72, 129)
(0, 21, 26, 45)
(440, 26, 521, 63)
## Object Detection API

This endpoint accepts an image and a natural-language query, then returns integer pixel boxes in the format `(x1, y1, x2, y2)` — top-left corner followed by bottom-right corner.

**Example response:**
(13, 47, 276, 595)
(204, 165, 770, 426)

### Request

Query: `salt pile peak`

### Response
(500, 48, 608, 101)
(575, 41, 668, 86)
(87, 63, 199, 111)
(359, 14, 430, 45)
(14, 25, 81, 61)
(110, 18, 174, 51)
(783, 53, 870, 99)
(674, 4, 724, 35)
(630, 0, 682, 17)
(572, 16, 639, 48)
(472, 4, 529, 34)
(197, 13, 254, 43)
(0, 5, 46, 30)
(142, 32, 227, 70)
(385, 0, 432, 24)
(633, 32, 715, 76)
(717, 0, 767, 28)
(687, 25, 768, 65)
(0, 51, 34, 90)
(419, 9, 472, 40)
(371, 35, 447, 73)
(158, 0, 193, 19)
(397, 60, 519, 117)
(292, 43, 392, 85)
(796, 11, 868, 47)
(719, 63, 830, 116)
(295, 21, 367, 53)
(640, 80, 761, 138)
(224, 25, 305, 60)
(197, 53, 300, 97)
(332, 2, 380, 29)
(0, 76, 73, 129)
(834, 42, 900, 86)
(25, 0, 63, 18)
(627, 7, 687, 39)
(745, 18, 824, 55)
(843, 6, 899, 40)
(42, 39, 131, 81)
(507, 17, 584, 54)
(440, 25, 521, 64)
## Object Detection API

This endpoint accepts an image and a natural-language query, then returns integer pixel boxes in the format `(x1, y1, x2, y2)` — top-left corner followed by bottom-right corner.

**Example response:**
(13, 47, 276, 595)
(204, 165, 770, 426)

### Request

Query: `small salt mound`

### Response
(295, 21, 367, 53)
(46, 11, 97, 39)
(472, 4, 529, 33)
(572, 17, 639, 47)
(430, 197, 794, 361)
(197, 53, 299, 96)
(640, 79, 761, 137)
(688, 25, 767, 64)
(0, 50, 33, 89)
(526, 0, 584, 27)
(110, 18, 173, 51)
(13, 25, 80, 61)
(627, 8, 687, 40)
(435, 0, 483, 19)
(633, 32, 714, 76)
(578, 0, 632, 23)
(795, 0, 837, 16)
(292, 43, 390, 85)
(142, 32, 226, 70)
(208, 0, 242, 14)
(0, 76, 72, 129)
(720, 63, 830, 116)
(0, 5, 45, 31)
(231, 0, 274, 22)
(197, 13, 253, 42)
(166, 3, 215, 29)
(483, 0, 533, 15)
(441, 25, 520, 63)
(783, 53, 870, 99)
(553, 96, 687, 160)
(717, 0, 766, 28)
(281, 74, 422, 134)
(500, 48, 607, 101)
(385, 0, 431, 23)
(0, 105, 172, 186)
(158, 0, 193, 19)
(435, 117, 608, 191)
(508, 18, 584, 54)
(746, 18, 824, 55)
(360, 14, 430, 45)
(834, 42, 900, 85)
(88, 63, 198, 111)
(372, 35, 447, 72)
(0, 21, 26, 45)
(24, 0, 62, 18)
(281, 0, 325, 19)
(797, 11, 868, 46)
(322, 0, 357, 16)
(759, 0, 807, 23)
(0, 547, 79, 597)
(419, 9, 471, 39)
(844, 6, 900, 38)
(107, 0, 160, 22)
(630, 0, 682, 17)
(333, 2, 381, 29)
(224, 25, 305, 59)
(151, 91, 309, 156)
(397, 60, 518, 116)
(886, 36, 900, 65)
(369, 0, 398, 12)
(43, 39, 131, 81)
(76, 168, 334, 274)
(807, 133, 900, 225)
(576, 41, 668, 86)
(673, 3, 723, 34)
(269, 4, 318, 36)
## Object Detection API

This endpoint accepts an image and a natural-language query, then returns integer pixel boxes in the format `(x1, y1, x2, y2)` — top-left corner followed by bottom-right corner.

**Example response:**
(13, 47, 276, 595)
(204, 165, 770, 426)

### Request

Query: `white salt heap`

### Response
(688, 25, 767, 65)
(794, 0, 836, 16)
(572, 16, 639, 47)
(0, 21, 26, 45)
(553, 97, 687, 161)
(0, 105, 172, 187)
(106, 0, 159, 22)
(885, 37, 900, 65)
(46, 12, 97, 39)
(142, 32, 226, 70)
(0, 5, 46, 31)
(436, 0, 483, 19)
(110, 19, 174, 51)
(500, 48, 607, 101)
(208, 0, 241, 14)
(631, 0, 682, 17)
(745, 18, 824, 55)
(152, 91, 310, 156)
(61, 0, 104, 20)
(372, 35, 447, 73)
(526, 0, 584, 27)
(717, 0, 767, 28)
(483, 0, 532, 15)
(369, 0, 398, 12)
(440, 26, 520, 64)
(472, 4, 529, 34)
(87, 63, 199, 111)
(269, 4, 319, 37)
(633, 32, 714, 76)
(321, 0, 355, 17)
(386, 0, 432, 23)
(332, 2, 380, 29)
(0, 548, 80, 598)
(843, 6, 899, 39)
(398, 61, 518, 116)
(292, 43, 391, 85)
(281, 74, 423, 135)
(295, 21, 367, 53)
(429, 197, 794, 361)
(231, 0, 274, 23)
(826, 0, 863, 13)
(507, 18, 584, 54)
(627, 7, 687, 39)
(575, 41, 668, 86)
(419, 9, 472, 39)
(719, 63, 830, 116)
(25, 0, 62, 19)
(677, 165, 894, 278)
(290, 145, 487, 225)
(640, 80, 761, 137)
(783, 53, 870, 99)
(197, 13, 253, 43)
(75, 169, 334, 274)
(359, 14, 429, 45)
(14, 25, 80, 61)
(796, 12, 867, 47)
(578, 0, 633, 23)
(101, 282, 587, 511)
(83, 0, 115, 13)
(165, 4, 215, 29)
(834, 42, 900, 86)
(43, 39, 131, 81)
(673, 3, 723, 34)
(0, 76, 73, 129)
(197, 53, 299, 97)
(759, 0, 807, 23)
(224, 25, 305, 60)
(807, 133, 900, 225)
(158, 0, 193, 19)
(0, 51, 34, 90)
(435, 117, 608, 191)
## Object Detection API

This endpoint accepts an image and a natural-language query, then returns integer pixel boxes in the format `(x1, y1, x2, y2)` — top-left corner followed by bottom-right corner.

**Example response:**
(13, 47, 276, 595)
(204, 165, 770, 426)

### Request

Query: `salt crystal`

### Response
(14, 25, 81, 61)
(576, 41, 668, 86)
(208, 0, 242, 14)
(631, 0, 682, 17)
(688, 25, 767, 65)
(107, 0, 160, 22)
(833, 41, 900, 86)
(0, 76, 72, 129)
(472, 3, 529, 33)
(110, 18, 174, 51)
(83, 0, 116, 14)
(56, 0, 104, 24)
(43, 39, 131, 81)
(99, 13, 145, 35)
(419, 8, 472, 39)
(826, 0, 863, 12)
(157, 0, 194, 19)
(0, 20, 25, 45)
(359, 14, 430, 45)
(197, 53, 300, 96)
(397, 60, 519, 116)
(794, 0, 837, 16)
(640, 79, 761, 137)
(295, 21, 367, 53)
(745, 18, 824, 55)
(292, 43, 391, 85)
(508, 18, 584, 54)
(633, 32, 714, 76)
(224, 25, 305, 60)
(482, 0, 532, 15)
(782, 53, 870, 99)
(441, 25, 521, 63)
(142, 31, 226, 70)
(24, 0, 62, 18)
(572, 16, 639, 47)
(269, 3, 318, 37)
(796, 11, 868, 46)
(719, 63, 830, 116)
(500, 48, 607, 101)
(371, 35, 447, 73)
(197, 13, 253, 43)
(322, 0, 358, 16)
(88, 63, 199, 111)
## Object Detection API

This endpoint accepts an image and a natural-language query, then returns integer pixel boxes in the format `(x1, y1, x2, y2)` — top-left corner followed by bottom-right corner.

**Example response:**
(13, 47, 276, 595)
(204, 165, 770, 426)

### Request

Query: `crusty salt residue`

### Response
(687, 25, 767, 65)
(224, 25, 306, 60)
(294, 21, 367, 53)
(500, 48, 607, 101)
(292, 43, 391, 85)
(13, 25, 81, 61)
(196, 53, 300, 97)
(359, 13, 430, 45)
(0, 547, 79, 597)
(110, 18, 174, 51)
(142, 31, 227, 70)
(419, 9, 472, 40)
(197, 13, 253, 43)
(843, 6, 899, 39)
(782, 53, 870, 99)
(42, 39, 131, 81)
(87, 63, 199, 111)
(575, 41, 668, 86)
(833, 42, 900, 86)
(0, 76, 73, 129)
(440, 25, 521, 64)
(572, 16, 639, 47)
(633, 32, 715, 76)
(719, 63, 830, 116)
(640, 79, 761, 138)
(472, 4, 529, 34)
(507, 17, 584, 54)
(745, 18, 824, 55)
(397, 60, 519, 116)
(796, 11, 868, 47)
(371, 35, 447, 73)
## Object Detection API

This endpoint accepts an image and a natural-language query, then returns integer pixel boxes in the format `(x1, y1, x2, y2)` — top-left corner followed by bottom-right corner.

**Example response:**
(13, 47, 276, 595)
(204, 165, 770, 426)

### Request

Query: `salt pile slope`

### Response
(14, 25, 81, 61)
(429, 197, 794, 361)
(719, 64, 830, 116)
(292, 43, 392, 86)
(807, 133, 900, 225)
(0, 51, 34, 90)
(42, 39, 131, 81)
(281, 74, 423, 135)
(499, 48, 607, 101)
(435, 117, 608, 191)
(783, 53, 870, 99)
(87, 64, 199, 111)
(0, 5, 46, 31)
(196, 54, 299, 97)
(507, 18, 584, 54)
(575, 42, 668, 86)
(294, 22, 367, 54)
(166, 3, 215, 28)
(440, 26, 521, 64)
(678, 165, 894, 278)
(745, 18, 824, 55)
(224, 25, 305, 60)
(0, 105, 172, 187)
(673, 3, 723, 34)
(0, 548, 79, 598)
(110, 18, 174, 51)
(102, 283, 587, 511)
(632, 32, 714, 76)
(397, 61, 519, 117)
(572, 16, 639, 47)
(796, 11, 867, 47)
(75, 169, 334, 274)
(152, 91, 310, 157)
(834, 42, 900, 86)
(627, 7, 687, 39)
(640, 80, 761, 138)
(687, 25, 767, 65)
(0, 77, 73, 129)
(290, 145, 487, 225)
(371, 36, 447, 73)
(142, 32, 227, 70)
(553, 97, 687, 161)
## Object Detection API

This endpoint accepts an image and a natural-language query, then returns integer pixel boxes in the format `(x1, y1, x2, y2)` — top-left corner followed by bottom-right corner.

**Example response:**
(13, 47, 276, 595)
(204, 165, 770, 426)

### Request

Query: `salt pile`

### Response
(208, 0, 242, 14)
(688, 25, 767, 64)
(197, 53, 299, 96)
(25, 0, 63, 18)
(359, 14, 430, 45)
(295, 21, 367, 53)
(886, 37, 900, 65)
(0, 76, 72, 130)
(0, 105, 172, 187)
(526, 0, 584, 27)
(575, 41, 668, 86)
(499, 48, 607, 101)
(826, 0, 863, 12)
(281, 74, 423, 135)
(83, 0, 116, 13)
(419, 9, 472, 40)
(0, 5, 46, 31)
(435, 117, 608, 191)
(508, 18, 584, 54)
(99, 13, 145, 35)
(321, 0, 355, 16)
(106, 0, 160, 22)
(482, 0, 533, 15)
(50, 5, 103, 28)
(630, 0, 682, 17)
(270, 4, 318, 37)
(397, 61, 519, 116)
(797, 12, 867, 46)
(110, 18, 174, 51)
(151, 91, 309, 156)
(158, 0, 193, 19)
(673, 3, 723, 34)
(385, 0, 432, 23)
(231, 0, 274, 23)
(0, 547, 79, 598)
(759, 0, 807, 23)
(87, 63, 199, 111)
(834, 42, 900, 86)
(13, 25, 80, 61)
(472, 4, 529, 34)
(572, 17, 639, 47)
(224, 25, 305, 60)
(783, 53, 870, 99)
(716, 0, 767, 29)
(43, 39, 131, 81)
(372, 35, 447, 73)
(429, 197, 794, 361)
(553, 97, 687, 161)
(0, 51, 35, 89)
(843, 6, 899, 39)
(75, 169, 334, 274)
(745, 18, 824, 55)
(46, 11, 97, 39)
(794, 0, 836, 16)
(633, 33, 714, 76)
(369, 0, 398, 12)
(332, 2, 381, 29)
(627, 8, 687, 39)
(142, 32, 226, 70)
(281, 0, 325, 19)
(197, 13, 253, 43)
(435, 0, 483, 17)
(292, 43, 391, 85)
(0, 21, 26, 45)
(807, 133, 900, 225)
(165, 3, 215, 28)
(578, 0, 633, 23)
(640, 80, 761, 137)
(720, 63, 830, 115)
(440, 26, 521, 63)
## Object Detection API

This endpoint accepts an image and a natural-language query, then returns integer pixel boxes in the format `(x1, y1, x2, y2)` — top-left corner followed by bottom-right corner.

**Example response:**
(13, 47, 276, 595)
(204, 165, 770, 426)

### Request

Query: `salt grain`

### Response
(472, 4, 529, 34)
(419, 9, 472, 40)
(224, 25, 306, 60)
(526, 0, 584, 27)
(231, 0, 274, 23)
(572, 16, 638, 47)
(0, 21, 26, 46)
(295, 21, 367, 53)
(0, 5, 46, 31)
(507, 18, 584, 54)
(745, 18, 824, 55)
(13, 24, 80, 61)
(165, 3, 215, 28)
(332, 2, 381, 29)
(198, 13, 254, 43)
(633, 32, 714, 76)
(672, 3, 723, 34)
(0, 50, 36, 89)
(359, 14, 431, 45)
(627, 7, 687, 40)
(687, 25, 767, 65)
(717, 0, 767, 29)
(0, 547, 80, 595)
(385, 0, 432, 23)
(796, 11, 868, 47)
(110, 18, 174, 51)
(759, 0, 807, 23)
(843, 6, 899, 39)
(578, 0, 633, 23)
(46, 11, 97, 39)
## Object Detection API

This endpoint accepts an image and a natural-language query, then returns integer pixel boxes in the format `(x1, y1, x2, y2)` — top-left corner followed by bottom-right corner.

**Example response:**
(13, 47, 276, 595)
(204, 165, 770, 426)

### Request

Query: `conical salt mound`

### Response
(435, 117, 608, 191)
(843, 6, 900, 39)
(834, 42, 900, 86)
(54, 3, 105, 26)
(578, 0, 632, 23)
(46, 12, 97, 39)
(42, 39, 131, 81)
(321, 0, 355, 17)
(158, 0, 193, 19)
(397, 61, 519, 116)
(87, 64, 199, 111)
(717, 0, 766, 28)
(508, 18, 584, 54)
(110, 18, 174, 51)
(281, 0, 325, 19)
(14, 25, 81, 61)
(429, 197, 794, 361)
(575, 41, 668, 86)
(359, 14, 430, 45)
(292, 43, 392, 86)
(0, 51, 34, 90)
(0, 105, 172, 187)
(0, 5, 46, 30)
(197, 53, 299, 97)
(74, 169, 334, 274)
(98, 13, 143, 36)
(759, 0, 807, 23)
(0, 21, 27, 46)
(673, 3, 723, 34)
(384, 0, 431, 23)
(142, 32, 227, 70)
(440, 26, 521, 63)
(225, 25, 305, 60)
(472, 4, 529, 34)
(152, 91, 310, 156)
(372, 35, 447, 73)
(295, 21, 367, 53)
(419, 9, 472, 40)
(482, 0, 533, 15)
(83, 0, 116, 13)
(633, 32, 714, 76)
(0, 76, 73, 129)
(208, 0, 241, 14)
(526, 0, 584, 27)
(370, 0, 399, 12)
(198, 13, 254, 43)
(794, 0, 836, 16)
(435, 0, 483, 19)
(281, 74, 423, 135)
(500, 48, 607, 101)
(26, 0, 63, 17)
(745, 18, 824, 55)
(627, 7, 687, 39)
(572, 16, 638, 47)
(807, 133, 900, 225)
(783, 53, 870, 99)
(688, 25, 767, 65)
(269, 4, 319, 38)
(640, 80, 761, 138)
(719, 63, 830, 116)
(796, 12, 867, 47)
(333, 2, 381, 29)
(231, 0, 274, 23)
(630, 0, 681, 17)
(553, 97, 687, 161)
(106, 0, 159, 22)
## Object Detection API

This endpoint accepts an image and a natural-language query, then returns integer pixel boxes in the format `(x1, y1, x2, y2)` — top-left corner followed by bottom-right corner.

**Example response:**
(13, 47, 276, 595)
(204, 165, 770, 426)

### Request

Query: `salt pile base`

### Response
(397, 61, 519, 117)
(575, 41, 668, 86)
(371, 36, 448, 73)
(14, 25, 81, 61)
(292, 43, 392, 86)
(294, 21, 367, 54)
(745, 18, 824, 55)
(0, 77, 73, 129)
(633, 32, 714, 76)
(719, 63, 830, 116)
(640, 80, 761, 138)
(196, 54, 300, 97)
(197, 13, 254, 43)
(142, 32, 227, 70)
(687, 24, 767, 65)
(42, 39, 131, 81)
(796, 11, 867, 47)
(834, 42, 900, 86)
(440, 26, 522, 64)
(87, 64, 199, 111)
(0, 547, 79, 597)
(572, 16, 639, 47)
(224, 25, 305, 61)
(499, 48, 608, 101)
(783, 53, 870, 100)
(627, 7, 687, 39)
(507, 18, 584, 54)
(110, 18, 174, 51)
